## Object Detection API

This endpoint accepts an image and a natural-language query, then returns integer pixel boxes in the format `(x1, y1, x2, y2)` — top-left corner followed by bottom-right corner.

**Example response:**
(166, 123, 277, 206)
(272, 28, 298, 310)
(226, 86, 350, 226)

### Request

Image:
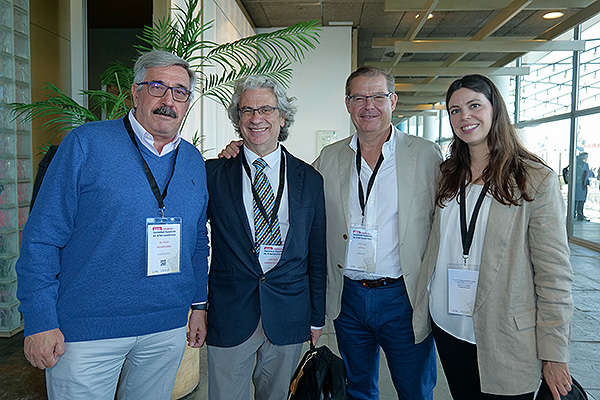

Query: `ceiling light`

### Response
(543, 12, 564, 19)
(328, 21, 353, 26)
(415, 13, 433, 19)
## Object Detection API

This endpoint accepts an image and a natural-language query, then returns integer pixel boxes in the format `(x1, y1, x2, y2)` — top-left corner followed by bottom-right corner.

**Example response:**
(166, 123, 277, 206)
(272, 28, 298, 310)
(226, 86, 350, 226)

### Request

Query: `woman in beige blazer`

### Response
(413, 75, 574, 400)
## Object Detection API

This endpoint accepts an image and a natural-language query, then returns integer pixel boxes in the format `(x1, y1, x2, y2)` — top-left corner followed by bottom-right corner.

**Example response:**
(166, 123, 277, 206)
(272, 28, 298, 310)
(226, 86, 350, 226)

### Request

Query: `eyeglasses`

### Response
(238, 106, 280, 118)
(137, 81, 191, 102)
(347, 92, 393, 106)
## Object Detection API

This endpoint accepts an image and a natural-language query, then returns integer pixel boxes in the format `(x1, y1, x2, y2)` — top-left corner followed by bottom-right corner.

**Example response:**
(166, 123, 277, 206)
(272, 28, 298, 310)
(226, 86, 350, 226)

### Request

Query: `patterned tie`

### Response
(253, 158, 282, 251)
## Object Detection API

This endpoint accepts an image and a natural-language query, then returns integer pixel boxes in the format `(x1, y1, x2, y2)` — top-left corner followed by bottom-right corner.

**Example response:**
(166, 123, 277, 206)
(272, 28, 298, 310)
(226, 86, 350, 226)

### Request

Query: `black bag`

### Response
(535, 376, 588, 400)
(288, 344, 346, 400)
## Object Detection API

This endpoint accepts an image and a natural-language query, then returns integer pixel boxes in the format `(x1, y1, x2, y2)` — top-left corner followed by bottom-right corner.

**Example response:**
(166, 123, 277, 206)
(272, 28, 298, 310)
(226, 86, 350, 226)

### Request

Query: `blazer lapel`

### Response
(395, 131, 417, 244)
(474, 200, 518, 311)
(282, 147, 303, 259)
(224, 149, 254, 246)
(337, 140, 353, 228)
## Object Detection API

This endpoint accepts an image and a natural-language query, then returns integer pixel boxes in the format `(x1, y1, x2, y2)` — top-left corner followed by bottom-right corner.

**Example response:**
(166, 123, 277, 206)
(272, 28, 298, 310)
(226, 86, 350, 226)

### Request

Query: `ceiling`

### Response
(236, 0, 600, 117)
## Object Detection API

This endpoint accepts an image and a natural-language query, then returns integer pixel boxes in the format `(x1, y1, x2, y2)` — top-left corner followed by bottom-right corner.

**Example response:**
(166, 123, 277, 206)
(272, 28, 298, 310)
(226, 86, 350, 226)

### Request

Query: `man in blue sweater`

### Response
(16, 50, 209, 399)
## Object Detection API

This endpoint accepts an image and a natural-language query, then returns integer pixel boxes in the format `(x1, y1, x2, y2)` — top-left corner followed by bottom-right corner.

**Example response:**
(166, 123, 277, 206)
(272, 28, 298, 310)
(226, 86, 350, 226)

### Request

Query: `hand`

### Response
(310, 328, 323, 346)
(24, 328, 65, 369)
(542, 360, 572, 400)
(218, 139, 243, 159)
(187, 310, 207, 348)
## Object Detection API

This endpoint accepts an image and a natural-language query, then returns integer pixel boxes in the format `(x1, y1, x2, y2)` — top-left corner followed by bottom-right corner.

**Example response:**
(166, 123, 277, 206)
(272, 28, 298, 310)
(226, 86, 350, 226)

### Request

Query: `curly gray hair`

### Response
(227, 75, 297, 141)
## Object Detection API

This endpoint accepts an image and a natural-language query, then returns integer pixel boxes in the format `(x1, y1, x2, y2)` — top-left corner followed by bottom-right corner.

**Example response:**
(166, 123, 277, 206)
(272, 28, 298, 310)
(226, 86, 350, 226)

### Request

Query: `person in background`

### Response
(414, 74, 573, 400)
(574, 152, 595, 221)
(16, 50, 209, 400)
(191, 75, 326, 400)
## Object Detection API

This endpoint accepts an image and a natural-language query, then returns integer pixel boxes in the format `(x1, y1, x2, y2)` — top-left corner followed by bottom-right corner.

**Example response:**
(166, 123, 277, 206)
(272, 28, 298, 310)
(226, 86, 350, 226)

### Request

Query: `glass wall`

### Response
(572, 114, 600, 243)
(516, 18, 600, 249)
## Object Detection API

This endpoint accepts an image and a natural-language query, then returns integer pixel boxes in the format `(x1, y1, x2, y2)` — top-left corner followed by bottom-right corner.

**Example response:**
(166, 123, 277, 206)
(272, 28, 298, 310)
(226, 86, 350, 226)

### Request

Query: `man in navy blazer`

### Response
(187, 75, 326, 400)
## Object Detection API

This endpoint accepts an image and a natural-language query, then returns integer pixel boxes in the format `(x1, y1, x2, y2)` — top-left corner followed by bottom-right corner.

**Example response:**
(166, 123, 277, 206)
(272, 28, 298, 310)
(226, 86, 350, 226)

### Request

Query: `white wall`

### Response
(175, 0, 255, 158)
(258, 26, 353, 163)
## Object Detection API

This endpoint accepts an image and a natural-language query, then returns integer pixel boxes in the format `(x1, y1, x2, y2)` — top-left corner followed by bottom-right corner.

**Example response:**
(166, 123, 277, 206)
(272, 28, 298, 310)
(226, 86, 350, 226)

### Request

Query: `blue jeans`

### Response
(334, 277, 436, 400)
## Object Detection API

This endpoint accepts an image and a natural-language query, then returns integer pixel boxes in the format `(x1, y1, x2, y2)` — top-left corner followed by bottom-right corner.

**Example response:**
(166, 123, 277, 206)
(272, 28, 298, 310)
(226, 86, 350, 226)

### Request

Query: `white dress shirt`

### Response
(345, 127, 402, 280)
(128, 109, 181, 156)
(242, 145, 289, 273)
(429, 183, 492, 344)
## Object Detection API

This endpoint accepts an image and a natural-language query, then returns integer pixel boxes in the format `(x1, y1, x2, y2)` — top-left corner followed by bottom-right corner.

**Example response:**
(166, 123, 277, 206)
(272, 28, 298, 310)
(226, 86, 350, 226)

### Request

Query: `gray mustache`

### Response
(153, 106, 177, 118)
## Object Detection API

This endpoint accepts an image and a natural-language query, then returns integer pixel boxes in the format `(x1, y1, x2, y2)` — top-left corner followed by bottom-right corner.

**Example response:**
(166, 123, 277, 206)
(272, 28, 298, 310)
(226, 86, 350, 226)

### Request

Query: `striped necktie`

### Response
(253, 158, 282, 251)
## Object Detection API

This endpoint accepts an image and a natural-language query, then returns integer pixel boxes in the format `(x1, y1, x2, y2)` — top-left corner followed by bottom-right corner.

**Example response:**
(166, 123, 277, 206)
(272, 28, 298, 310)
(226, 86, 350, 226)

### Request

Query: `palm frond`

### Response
(101, 61, 135, 90)
(36, 141, 54, 156)
(205, 20, 321, 73)
(135, 16, 178, 53)
(8, 83, 98, 138)
(201, 58, 295, 107)
(84, 89, 131, 121)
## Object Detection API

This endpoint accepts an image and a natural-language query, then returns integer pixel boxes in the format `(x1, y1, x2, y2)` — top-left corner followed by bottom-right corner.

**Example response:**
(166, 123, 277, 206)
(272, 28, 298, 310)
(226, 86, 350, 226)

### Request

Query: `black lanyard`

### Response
(242, 148, 286, 231)
(355, 135, 388, 218)
(123, 116, 179, 218)
(459, 181, 490, 265)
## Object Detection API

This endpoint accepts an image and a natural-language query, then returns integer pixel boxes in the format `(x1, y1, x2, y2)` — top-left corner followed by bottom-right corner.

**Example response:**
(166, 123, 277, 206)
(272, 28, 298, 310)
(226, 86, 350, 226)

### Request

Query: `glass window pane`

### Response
(578, 18, 600, 111)
(573, 114, 600, 244)
(519, 52, 573, 121)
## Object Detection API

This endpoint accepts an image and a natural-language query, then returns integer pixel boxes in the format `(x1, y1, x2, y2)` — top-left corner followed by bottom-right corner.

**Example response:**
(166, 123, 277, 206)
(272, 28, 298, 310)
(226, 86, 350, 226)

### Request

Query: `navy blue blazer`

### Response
(205, 146, 327, 347)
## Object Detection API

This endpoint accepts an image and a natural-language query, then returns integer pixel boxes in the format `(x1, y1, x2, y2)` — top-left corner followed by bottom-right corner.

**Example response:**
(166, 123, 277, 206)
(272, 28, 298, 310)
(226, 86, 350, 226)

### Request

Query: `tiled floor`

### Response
(1, 243, 598, 400)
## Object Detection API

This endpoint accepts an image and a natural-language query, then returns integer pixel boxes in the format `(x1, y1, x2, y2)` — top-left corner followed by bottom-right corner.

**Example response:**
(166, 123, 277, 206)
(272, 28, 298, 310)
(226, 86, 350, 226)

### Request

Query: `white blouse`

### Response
(429, 183, 492, 344)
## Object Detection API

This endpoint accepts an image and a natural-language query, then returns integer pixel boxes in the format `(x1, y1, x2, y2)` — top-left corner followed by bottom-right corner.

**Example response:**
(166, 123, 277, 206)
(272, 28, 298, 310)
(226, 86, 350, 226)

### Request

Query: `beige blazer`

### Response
(413, 162, 574, 395)
(313, 126, 442, 337)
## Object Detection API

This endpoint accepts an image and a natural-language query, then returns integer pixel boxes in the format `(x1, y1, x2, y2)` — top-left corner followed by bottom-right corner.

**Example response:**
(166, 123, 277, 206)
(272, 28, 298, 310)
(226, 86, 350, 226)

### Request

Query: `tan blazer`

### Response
(313, 126, 442, 337)
(413, 162, 574, 395)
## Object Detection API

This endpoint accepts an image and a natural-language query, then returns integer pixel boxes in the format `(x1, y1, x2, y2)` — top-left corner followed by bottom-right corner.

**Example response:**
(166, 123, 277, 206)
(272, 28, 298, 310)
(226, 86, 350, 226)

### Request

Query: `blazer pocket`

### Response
(513, 308, 536, 331)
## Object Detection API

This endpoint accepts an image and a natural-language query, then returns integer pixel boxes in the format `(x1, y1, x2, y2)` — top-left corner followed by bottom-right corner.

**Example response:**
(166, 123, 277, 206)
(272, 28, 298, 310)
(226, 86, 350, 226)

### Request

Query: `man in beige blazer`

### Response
(312, 66, 442, 400)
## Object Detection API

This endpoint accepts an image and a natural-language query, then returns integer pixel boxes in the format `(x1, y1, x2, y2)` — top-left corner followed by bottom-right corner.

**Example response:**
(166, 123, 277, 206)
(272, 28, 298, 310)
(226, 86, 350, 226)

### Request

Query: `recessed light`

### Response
(328, 21, 353, 26)
(415, 13, 434, 19)
(543, 11, 564, 19)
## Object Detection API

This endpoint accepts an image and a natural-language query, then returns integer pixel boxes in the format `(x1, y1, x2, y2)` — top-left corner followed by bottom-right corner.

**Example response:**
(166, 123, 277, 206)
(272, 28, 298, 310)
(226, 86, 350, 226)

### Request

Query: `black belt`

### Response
(348, 276, 402, 288)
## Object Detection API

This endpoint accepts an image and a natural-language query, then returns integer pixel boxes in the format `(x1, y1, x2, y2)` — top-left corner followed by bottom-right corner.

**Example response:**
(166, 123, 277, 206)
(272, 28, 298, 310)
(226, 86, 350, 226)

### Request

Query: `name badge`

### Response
(146, 217, 182, 276)
(345, 224, 377, 273)
(259, 244, 284, 273)
(447, 265, 479, 316)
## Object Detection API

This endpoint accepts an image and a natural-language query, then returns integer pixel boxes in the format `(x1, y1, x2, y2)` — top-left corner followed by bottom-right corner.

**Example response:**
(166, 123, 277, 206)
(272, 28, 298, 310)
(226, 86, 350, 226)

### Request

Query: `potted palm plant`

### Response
(10, 0, 320, 151)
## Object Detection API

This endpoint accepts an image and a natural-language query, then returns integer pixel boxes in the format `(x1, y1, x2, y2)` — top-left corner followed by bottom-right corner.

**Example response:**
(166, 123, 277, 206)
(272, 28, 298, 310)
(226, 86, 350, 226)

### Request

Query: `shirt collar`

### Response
(128, 109, 181, 156)
(349, 125, 397, 158)
(243, 144, 282, 171)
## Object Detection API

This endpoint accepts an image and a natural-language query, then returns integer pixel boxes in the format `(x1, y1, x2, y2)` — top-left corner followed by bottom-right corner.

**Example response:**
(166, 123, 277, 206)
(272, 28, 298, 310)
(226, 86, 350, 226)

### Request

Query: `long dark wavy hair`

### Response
(436, 74, 547, 207)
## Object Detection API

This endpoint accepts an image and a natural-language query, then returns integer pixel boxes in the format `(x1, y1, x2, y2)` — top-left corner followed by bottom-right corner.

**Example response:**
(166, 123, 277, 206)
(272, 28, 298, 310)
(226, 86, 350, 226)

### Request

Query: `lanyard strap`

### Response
(242, 148, 286, 230)
(123, 116, 179, 217)
(355, 136, 387, 218)
(459, 181, 490, 264)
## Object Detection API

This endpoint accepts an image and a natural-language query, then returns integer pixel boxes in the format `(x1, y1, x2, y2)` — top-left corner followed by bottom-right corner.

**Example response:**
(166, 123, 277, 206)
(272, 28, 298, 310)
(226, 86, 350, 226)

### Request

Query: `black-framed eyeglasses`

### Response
(238, 106, 280, 118)
(137, 81, 192, 102)
(347, 92, 393, 106)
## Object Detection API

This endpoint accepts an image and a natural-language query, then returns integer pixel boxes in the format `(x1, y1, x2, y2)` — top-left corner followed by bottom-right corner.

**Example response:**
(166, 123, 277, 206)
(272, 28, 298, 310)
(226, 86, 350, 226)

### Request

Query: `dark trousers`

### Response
(334, 277, 436, 400)
(431, 322, 535, 400)
(574, 200, 586, 220)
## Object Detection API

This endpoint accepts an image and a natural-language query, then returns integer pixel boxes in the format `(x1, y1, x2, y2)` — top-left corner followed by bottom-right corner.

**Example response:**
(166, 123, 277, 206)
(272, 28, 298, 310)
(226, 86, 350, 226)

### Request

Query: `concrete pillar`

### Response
(490, 76, 511, 105)
(422, 114, 437, 141)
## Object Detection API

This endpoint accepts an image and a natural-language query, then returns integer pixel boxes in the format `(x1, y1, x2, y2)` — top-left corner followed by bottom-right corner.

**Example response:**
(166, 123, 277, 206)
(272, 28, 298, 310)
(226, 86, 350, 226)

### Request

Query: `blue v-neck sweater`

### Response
(16, 117, 209, 342)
